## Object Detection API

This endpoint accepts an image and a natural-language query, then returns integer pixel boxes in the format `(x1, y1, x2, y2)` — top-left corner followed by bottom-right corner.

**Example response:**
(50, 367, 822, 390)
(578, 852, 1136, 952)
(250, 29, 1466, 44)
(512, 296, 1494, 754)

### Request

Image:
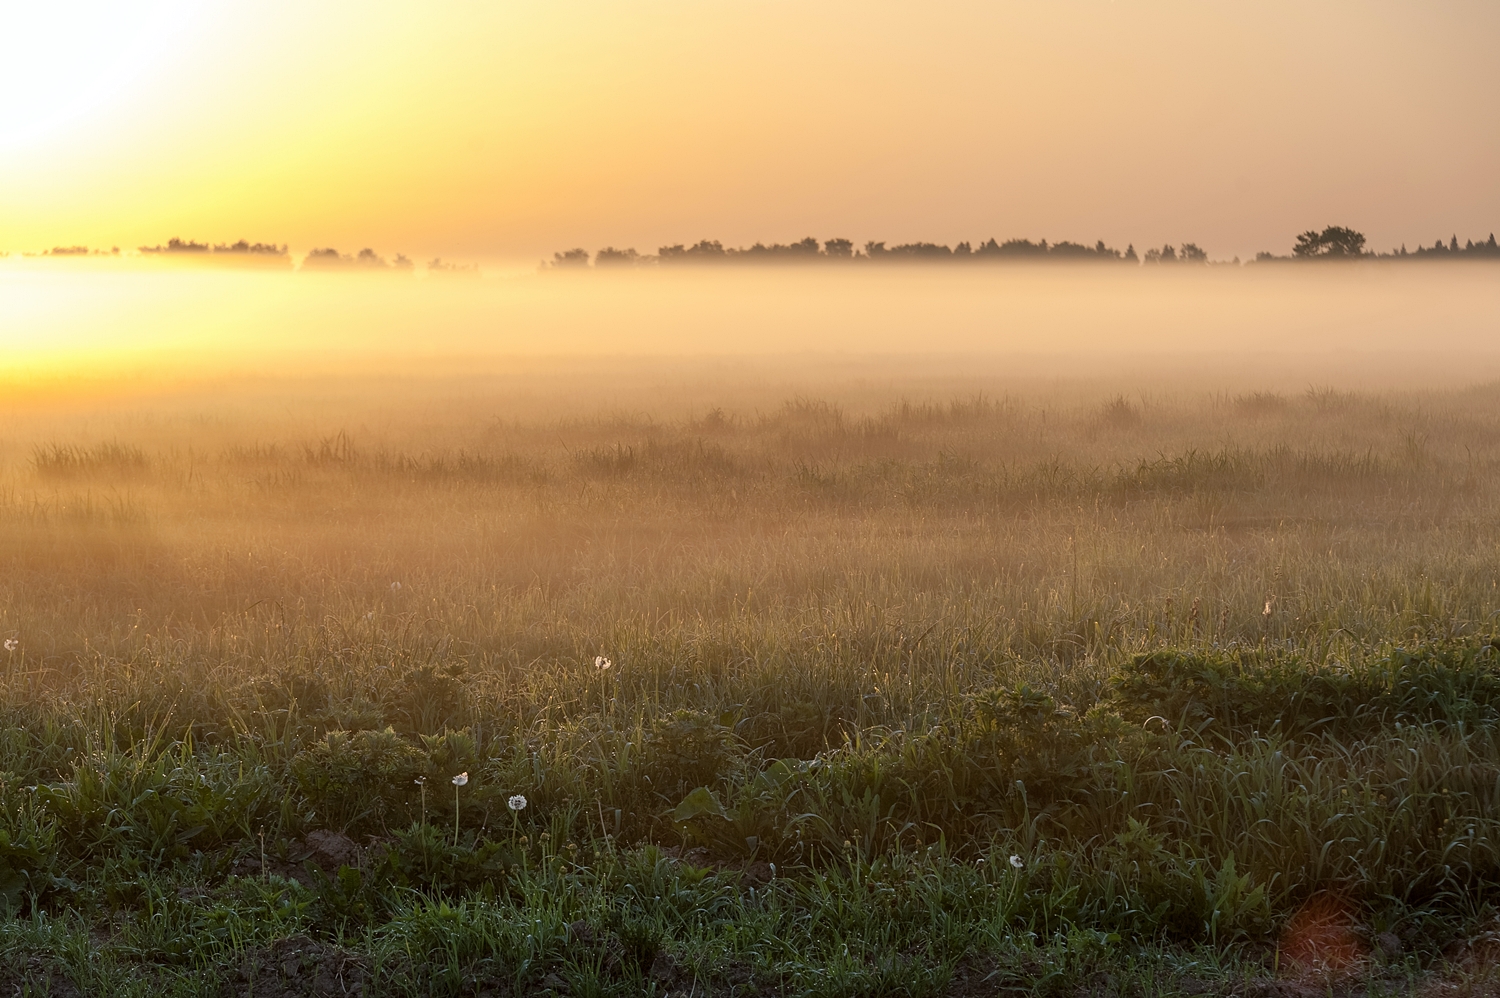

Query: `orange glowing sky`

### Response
(3, 2, 1499, 263)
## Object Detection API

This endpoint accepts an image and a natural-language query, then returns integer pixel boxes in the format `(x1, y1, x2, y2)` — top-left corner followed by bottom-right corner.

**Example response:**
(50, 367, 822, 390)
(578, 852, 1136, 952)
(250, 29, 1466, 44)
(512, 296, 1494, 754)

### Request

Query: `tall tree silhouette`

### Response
(1293, 226, 1366, 258)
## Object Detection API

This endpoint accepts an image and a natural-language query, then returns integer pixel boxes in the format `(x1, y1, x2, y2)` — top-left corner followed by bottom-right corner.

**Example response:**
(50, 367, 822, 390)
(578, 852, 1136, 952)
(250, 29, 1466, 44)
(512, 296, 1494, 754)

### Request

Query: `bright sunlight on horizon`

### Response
(3, 2, 1500, 266)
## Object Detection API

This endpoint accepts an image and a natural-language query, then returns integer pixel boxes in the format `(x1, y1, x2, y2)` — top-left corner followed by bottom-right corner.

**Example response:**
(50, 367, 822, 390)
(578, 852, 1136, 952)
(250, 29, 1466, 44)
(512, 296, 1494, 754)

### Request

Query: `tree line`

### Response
(16, 225, 1500, 271)
(551, 226, 1500, 269)
(301, 247, 414, 271)
(552, 236, 1153, 269)
(140, 237, 288, 257)
(135, 239, 422, 271)
(1257, 225, 1500, 261)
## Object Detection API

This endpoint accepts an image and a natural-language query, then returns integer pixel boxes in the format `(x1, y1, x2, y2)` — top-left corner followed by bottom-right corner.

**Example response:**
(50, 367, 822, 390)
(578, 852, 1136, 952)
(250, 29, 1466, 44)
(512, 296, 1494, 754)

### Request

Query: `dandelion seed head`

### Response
(594, 656, 612, 671)
(3, 639, 16, 652)
(1009, 855, 1025, 869)
(451, 772, 468, 787)
(414, 777, 425, 786)
(508, 794, 528, 811)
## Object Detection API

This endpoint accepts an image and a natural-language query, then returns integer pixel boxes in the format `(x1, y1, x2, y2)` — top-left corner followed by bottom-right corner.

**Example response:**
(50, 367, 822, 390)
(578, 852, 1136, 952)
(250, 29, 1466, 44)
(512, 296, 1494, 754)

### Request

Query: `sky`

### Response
(2, 1, 1500, 264)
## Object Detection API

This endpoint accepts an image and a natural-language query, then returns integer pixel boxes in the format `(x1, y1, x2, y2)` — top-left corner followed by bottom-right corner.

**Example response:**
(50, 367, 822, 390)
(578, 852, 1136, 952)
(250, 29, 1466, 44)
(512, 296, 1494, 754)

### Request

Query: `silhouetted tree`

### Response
(1144, 245, 1177, 264)
(213, 240, 287, 256)
(740, 237, 821, 261)
(1179, 243, 1208, 263)
(823, 238, 854, 259)
(1293, 226, 1366, 258)
(595, 247, 640, 267)
(659, 240, 727, 264)
(551, 248, 590, 268)
(302, 248, 347, 267)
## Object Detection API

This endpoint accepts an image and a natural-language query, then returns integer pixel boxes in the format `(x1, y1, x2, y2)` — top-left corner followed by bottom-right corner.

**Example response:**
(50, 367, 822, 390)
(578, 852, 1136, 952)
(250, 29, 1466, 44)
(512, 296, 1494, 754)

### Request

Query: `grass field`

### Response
(2, 368, 1500, 996)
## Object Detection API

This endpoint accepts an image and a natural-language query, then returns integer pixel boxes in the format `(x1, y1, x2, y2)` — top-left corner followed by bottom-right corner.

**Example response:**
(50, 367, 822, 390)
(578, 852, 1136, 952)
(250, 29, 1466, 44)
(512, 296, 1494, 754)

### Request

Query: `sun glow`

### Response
(3, 4, 1499, 262)
(0, 1, 202, 153)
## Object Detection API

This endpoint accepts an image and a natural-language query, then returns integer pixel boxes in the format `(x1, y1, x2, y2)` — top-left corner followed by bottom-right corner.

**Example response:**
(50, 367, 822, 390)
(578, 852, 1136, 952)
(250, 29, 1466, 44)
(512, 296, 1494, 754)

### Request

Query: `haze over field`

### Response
(1, 261, 1498, 389)
(5, 2, 1498, 390)
(7, 4, 1500, 995)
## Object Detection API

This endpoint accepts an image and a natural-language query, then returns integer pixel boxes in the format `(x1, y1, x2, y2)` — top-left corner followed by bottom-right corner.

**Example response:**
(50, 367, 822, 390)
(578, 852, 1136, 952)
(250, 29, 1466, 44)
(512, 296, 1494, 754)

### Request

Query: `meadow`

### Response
(2, 368, 1500, 996)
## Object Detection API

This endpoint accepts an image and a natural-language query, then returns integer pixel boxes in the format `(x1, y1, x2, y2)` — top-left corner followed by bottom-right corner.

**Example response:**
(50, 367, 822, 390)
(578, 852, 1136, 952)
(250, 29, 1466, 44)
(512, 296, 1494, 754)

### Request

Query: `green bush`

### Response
(291, 727, 426, 832)
(637, 709, 740, 802)
(1110, 641, 1500, 741)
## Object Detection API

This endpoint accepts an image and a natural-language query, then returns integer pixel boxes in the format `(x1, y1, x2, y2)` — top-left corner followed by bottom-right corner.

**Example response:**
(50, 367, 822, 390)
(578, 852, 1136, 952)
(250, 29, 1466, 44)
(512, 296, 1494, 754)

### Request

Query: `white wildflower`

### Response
(508, 794, 528, 812)
(1009, 855, 1024, 869)
(594, 656, 612, 671)
(451, 772, 468, 787)
(3, 639, 16, 652)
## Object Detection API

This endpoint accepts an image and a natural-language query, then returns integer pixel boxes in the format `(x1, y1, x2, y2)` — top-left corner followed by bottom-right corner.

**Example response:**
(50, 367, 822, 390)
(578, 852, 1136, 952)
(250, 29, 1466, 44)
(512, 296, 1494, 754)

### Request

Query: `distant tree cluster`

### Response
(868, 237, 1139, 262)
(140, 237, 288, 256)
(1401, 233, 1500, 258)
(301, 247, 414, 271)
(549, 236, 1159, 269)
(1143, 243, 1207, 264)
(553, 225, 1500, 271)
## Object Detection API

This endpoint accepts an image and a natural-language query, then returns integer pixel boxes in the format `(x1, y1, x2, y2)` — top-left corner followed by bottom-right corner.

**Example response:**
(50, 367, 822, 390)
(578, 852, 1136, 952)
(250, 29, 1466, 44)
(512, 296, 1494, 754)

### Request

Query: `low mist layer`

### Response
(3, 259, 1499, 387)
